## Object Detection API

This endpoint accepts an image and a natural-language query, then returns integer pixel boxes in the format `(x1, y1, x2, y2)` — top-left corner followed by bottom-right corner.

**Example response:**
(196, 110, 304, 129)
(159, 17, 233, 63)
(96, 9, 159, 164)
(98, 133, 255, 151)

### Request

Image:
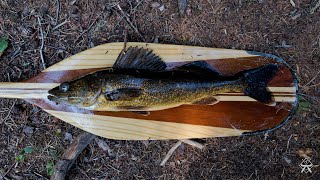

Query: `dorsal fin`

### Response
(113, 47, 167, 71)
(175, 61, 222, 76)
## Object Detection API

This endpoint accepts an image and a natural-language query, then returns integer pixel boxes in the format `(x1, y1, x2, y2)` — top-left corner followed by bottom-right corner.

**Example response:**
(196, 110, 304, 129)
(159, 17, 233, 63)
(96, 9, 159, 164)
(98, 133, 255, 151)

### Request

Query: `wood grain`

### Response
(42, 43, 260, 71)
(45, 109, 249, 140)
(0, 42, 298, 140)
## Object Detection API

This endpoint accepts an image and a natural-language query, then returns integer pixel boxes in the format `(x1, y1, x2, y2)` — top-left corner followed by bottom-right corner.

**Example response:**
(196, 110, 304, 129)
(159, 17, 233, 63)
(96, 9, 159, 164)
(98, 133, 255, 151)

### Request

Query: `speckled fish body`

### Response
(48, 47, 279, 112)
(88, 73, 245, 111)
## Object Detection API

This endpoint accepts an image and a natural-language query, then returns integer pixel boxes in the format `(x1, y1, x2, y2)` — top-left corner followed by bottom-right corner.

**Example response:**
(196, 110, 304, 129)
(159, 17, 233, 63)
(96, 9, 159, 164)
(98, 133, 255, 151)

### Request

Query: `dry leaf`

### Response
(297, 148, 313, 158)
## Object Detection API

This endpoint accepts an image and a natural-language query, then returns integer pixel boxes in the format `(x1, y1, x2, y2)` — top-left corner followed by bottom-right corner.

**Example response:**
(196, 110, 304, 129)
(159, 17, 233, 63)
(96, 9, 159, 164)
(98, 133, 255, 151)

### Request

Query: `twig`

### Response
(52, 20, 69, 31)
(37, 16, 46, 70)
(132, 0, 145, 12)
(310, 0, 320, 14)
(123, 28, 128, 52)
(0, 100, 16, 124)
(115, 4, 146, 41)
(51, 132, 96, 180)
(2, 163, 17, 178)
(309, 82, 320, 88)
(286, 134, 292, 152)
(95, 138, 115, 157)
(180, 139, 204, 149)
(160, 139, 205, 166)
(55, 0, 61, 25)
(303, 70, 320, 88)
(160, 141, 182, 166)
(33, 171, 47, 179)
(74, 15, 100, 43)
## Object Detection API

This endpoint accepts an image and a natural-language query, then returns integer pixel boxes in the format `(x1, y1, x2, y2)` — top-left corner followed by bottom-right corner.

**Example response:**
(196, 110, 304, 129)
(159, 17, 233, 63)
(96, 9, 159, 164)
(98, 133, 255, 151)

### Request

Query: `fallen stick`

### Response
(160, 139, 205, 166)
(37, 16, 46, 70)
(180, 139, 204, 150)
(115, 4, 146, 42)
(51, 132, 96, 180)
(160, 141, 182, 166)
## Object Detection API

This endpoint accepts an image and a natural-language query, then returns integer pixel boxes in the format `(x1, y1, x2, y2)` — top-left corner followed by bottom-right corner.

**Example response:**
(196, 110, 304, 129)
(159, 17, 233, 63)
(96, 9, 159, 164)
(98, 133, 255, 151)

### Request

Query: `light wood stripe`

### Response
(43, 42, 260, 72)
(268, 87, 296, 93)
(45, 109, 250, 140)
(214, 96, 296, 102)
(217, 92, 296, 96)
(0, 83, 60, 89)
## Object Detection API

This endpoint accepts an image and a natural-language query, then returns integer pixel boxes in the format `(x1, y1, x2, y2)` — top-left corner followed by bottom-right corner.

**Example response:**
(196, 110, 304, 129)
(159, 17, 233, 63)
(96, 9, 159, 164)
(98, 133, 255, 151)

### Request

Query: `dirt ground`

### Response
(0, 0, 319, 179)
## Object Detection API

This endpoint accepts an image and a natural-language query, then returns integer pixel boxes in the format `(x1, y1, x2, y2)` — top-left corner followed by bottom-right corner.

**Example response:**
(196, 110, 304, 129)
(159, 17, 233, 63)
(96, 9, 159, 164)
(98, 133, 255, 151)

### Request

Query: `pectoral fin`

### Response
(104, 88, 143, 101)
(192, 97, 219, 105)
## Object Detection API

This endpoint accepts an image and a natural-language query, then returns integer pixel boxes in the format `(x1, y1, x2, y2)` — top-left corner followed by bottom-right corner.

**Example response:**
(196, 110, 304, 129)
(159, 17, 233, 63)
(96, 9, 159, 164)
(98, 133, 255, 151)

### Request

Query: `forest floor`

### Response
(0, 0, 319, 179)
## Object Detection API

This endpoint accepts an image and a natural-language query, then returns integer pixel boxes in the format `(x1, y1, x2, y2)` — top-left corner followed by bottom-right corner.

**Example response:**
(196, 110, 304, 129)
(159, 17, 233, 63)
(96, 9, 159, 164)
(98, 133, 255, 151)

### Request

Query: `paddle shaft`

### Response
(0, 82, 295, 102)
(0, 82, 59, 99)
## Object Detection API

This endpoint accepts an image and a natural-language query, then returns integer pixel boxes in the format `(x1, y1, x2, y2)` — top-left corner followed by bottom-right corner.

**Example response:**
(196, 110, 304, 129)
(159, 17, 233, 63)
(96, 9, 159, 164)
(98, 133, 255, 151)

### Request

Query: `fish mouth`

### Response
(47, 94, 58, 101)
(47, 94, 64, 104)
(47, 89, 68, 104)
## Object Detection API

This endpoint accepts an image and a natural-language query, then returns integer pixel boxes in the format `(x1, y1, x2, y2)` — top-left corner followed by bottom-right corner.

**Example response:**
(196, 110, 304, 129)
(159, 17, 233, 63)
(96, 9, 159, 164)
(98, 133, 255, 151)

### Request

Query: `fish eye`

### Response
(59, 83, 70, 92)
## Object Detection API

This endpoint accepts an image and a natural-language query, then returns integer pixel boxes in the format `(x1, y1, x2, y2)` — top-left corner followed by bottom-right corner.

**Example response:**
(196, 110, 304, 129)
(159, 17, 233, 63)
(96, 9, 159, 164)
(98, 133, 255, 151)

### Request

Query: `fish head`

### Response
(48, 77, 102, 107)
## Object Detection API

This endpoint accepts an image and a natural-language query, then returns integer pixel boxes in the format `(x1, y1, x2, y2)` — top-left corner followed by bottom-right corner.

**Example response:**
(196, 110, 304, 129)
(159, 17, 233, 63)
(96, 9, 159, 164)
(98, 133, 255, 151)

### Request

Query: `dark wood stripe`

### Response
(25, 98, 292, 131)
(24, 68, 105, 83)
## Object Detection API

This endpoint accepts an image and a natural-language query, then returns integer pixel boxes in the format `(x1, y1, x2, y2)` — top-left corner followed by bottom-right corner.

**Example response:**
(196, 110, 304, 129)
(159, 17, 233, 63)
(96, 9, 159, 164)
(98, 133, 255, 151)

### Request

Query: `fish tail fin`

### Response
(243, 64, 279, 105)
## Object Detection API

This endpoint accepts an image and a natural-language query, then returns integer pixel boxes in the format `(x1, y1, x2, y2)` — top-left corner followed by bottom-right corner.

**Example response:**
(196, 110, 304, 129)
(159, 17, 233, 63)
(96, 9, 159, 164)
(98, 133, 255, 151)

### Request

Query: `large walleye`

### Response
(48, 47, 279, 113)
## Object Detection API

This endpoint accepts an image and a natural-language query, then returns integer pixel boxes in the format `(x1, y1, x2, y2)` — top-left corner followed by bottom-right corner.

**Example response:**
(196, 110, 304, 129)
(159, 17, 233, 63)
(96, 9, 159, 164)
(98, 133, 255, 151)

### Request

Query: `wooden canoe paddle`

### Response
(0, 42, 298, 140)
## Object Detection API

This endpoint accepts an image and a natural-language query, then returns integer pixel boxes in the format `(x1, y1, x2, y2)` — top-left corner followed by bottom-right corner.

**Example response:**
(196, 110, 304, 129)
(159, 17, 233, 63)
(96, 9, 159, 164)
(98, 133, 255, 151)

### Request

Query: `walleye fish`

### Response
(48, 47, 279, 113)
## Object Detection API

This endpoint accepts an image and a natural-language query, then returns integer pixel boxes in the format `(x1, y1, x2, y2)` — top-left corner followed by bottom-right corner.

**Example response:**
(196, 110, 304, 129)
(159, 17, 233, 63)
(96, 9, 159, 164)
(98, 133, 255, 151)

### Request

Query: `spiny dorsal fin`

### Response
(113, 47, 166, 71)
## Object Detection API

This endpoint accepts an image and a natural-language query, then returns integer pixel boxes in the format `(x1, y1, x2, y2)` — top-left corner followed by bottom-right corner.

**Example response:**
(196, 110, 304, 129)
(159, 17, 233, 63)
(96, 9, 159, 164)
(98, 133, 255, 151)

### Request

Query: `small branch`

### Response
(160, 139, 205, 166)
(74, 15, 100, 43)
(95, 138, 115, 157)
(180, 139, 204, 150)
(55, 0, 61, 25)
(303, 70, 320, 88)
(160, 141, 182, 166)
(37, 16, 46, 70)
(2, 162, 17, 178)
(123, 28, 128, 52)
(310, 0, 320, 14)
(115, 4, 146, 42)
(51, 132, 96, 180)
(52, 20, 69, 31)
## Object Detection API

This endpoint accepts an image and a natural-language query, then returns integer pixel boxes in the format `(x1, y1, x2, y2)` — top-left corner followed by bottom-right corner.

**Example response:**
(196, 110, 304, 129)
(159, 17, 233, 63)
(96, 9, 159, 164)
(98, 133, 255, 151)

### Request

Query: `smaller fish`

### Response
(48, 47, 279, 114)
